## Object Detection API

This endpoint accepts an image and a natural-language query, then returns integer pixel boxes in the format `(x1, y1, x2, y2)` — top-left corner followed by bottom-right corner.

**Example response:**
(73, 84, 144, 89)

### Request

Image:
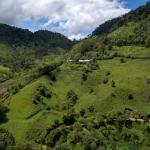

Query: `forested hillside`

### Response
(92, 2, 150, 46)
(0, 24, 73, 50)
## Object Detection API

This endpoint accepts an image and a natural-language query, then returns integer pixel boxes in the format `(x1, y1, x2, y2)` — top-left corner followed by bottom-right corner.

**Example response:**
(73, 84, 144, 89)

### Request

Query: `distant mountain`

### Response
(0, 24, 73, 53)
(92, 1, 150, 46)
(0, 24, 74, 69)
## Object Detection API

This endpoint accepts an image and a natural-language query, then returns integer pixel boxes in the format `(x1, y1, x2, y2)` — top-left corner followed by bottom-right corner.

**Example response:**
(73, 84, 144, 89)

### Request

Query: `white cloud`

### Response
(0, 0, 130, 39)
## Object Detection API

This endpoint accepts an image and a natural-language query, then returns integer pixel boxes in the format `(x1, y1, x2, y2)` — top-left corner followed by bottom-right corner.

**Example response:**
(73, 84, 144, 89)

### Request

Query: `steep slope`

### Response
(92, 2, 150, 46)
(70, 2, 150, 59)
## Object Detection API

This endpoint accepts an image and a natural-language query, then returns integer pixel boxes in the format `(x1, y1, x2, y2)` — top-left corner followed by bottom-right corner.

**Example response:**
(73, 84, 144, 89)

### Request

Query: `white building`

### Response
(79, 59, 92, 64)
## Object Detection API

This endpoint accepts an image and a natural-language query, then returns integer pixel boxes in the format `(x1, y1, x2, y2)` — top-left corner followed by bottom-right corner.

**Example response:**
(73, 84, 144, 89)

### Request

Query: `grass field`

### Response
(1, 57, 150, 144)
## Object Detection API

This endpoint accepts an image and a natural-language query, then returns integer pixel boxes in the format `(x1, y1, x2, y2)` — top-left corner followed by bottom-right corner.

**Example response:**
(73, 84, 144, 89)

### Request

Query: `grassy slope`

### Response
(57, 59, 150, 115)
(1, 77, 63, 143)
(1, 57, 150, 144)
(112, 46, 150, 57)
(108, 22, 136, 40)
(0, 66, 10, 73)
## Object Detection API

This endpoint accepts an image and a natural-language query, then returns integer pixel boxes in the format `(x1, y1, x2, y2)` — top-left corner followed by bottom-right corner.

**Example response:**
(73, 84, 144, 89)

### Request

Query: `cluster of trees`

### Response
(63, 90, 79, 110)
(70, 36, 108, 60)
(1, 61, 61, 102)
(27, 108, 150, 150)
(33, 85, 52, 105)
(0, 129, 15, 150)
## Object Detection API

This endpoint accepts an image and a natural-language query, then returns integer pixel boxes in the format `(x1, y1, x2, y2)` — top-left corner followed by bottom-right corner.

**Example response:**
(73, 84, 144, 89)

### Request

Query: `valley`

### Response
(0, 2, 150, 150)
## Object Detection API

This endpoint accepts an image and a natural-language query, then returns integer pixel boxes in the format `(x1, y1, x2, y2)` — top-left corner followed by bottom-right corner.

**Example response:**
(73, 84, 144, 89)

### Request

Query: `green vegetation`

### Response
(0, 1, 150, 149)
(93, 2, 150, 46)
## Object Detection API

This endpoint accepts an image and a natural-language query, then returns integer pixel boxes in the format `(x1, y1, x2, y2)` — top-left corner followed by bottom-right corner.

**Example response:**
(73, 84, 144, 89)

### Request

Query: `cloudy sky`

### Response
(0, 0, 149, 39)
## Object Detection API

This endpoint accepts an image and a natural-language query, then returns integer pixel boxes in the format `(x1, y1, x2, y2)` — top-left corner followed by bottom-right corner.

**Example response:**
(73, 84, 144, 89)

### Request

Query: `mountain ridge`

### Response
(0, 23, 73, 52)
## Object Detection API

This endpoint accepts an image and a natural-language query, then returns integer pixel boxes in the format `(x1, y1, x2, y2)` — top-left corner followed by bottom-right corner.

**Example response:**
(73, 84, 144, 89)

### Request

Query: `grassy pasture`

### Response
(0, 58, 150, 144)
(112, 46, 150, 57)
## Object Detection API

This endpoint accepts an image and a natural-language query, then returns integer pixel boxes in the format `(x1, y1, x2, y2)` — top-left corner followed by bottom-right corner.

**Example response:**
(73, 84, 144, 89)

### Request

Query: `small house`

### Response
(79, 59, 91, 64)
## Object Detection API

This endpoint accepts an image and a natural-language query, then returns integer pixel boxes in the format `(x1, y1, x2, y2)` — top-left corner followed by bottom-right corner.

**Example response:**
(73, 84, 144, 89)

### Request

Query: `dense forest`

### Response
(0, 24, 74, 56)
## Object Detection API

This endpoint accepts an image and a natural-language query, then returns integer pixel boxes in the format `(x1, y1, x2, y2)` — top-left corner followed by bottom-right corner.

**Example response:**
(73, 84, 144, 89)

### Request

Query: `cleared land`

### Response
(1, 57, 150, 144)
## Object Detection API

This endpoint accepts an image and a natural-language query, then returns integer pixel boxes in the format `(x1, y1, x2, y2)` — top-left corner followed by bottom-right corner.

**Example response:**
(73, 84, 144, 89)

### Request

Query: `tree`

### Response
(128, 94, 134, 100)
(82, 73, 88, 81)
(0, 105, 9, 123)
(63, 114, 76, 125)
(67, 90, 78, 106)
(111, 80, 116, 88)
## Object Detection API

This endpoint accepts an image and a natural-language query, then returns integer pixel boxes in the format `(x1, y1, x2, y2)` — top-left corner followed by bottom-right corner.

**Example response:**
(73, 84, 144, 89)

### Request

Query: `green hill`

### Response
(0, 2, 150, 150)
(0, 24, 73, 51)
(1, 57, 150, 149)
(0, 24, 74, 70)
(92, 2, 150, 46)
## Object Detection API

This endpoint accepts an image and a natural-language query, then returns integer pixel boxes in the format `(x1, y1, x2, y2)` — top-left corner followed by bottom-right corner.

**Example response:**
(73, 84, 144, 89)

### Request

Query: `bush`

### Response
(88, 105, 95, 113)
(33, 86, 52, 105)
(45, 129, 61, 147)
(63, 114, 76, 125)
(82, 73, 88, 81)
(146, 124, 150, 133)
(120, 58, 126, 63)
(80, 109, 86, 117)
(147, 77, 150, 84)
(128, 94, 134, 100)
(50, 73, 56, 82)
(103, 77, 108, 84)
(67, 90, 78, 106)
(111, 80, 116, 88)
(52, 119, 60, 128)
(0, 105, 9, 123)
(105, 71, 111, 76)
(89, 88, 94, 93)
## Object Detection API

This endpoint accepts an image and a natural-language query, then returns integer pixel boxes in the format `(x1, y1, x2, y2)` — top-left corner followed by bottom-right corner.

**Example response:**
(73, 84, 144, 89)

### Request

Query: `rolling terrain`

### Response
(0, 2, 150, 150)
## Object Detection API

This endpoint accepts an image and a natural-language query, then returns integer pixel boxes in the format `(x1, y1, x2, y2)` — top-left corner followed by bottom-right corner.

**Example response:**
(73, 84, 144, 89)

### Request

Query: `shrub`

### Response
(63, 114, 76, 125)
(0, 129, 15, 150)
(147, 77, 150, 84)
(105, 71, 111, 76)
(82, 73, 88, 81)
(146, 124, 150, 133)
(33, 86, 52, 105)
(103, 77, 108, 84)
(89, 88, 94, 93)
(128, 94, 134, 100)
(80, 109, 86, 117)
(46, 106, 51, 111)
(50, 73, 56, 82)
(120, 58, 126, 63)
(67, 90, 78, 105)
(111, 80, 116, 88)
(0, 105, 9, 123)
(56, 67, 61, 72)
(52, 119, 60, 128)
(112, 93, 116, 97)
(45, 129, 61, 147)
(88, 105, 95, 113)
